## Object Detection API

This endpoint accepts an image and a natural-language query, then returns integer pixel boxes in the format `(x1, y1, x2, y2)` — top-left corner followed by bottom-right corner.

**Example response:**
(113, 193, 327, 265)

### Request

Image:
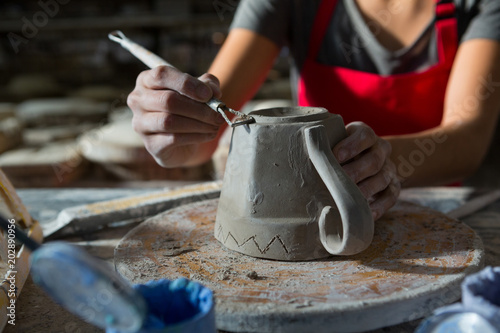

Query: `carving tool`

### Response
(108, 30, 254, 128)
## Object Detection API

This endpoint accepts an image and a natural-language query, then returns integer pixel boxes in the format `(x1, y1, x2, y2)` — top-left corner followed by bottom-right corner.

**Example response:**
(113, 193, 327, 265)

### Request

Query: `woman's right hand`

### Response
(127, 66, 226, 168)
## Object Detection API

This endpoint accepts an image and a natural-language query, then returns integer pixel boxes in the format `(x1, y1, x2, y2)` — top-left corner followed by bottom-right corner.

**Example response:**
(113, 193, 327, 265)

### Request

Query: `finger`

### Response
(143, 132, 218, 156)
(357, 166, 392, 200)
(138, 66, 213, 102)
(333, 122, 377, 163)
(370, 179, 401, 221)
(198, 73, 222, 99)
(342, 140, 391, 183)
(132, 112, 221, 135)
(131, 89, 225, 126)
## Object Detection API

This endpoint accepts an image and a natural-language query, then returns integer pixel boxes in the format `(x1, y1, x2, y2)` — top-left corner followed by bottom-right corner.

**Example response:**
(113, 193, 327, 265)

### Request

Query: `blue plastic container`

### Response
(107, 278, 216, 333)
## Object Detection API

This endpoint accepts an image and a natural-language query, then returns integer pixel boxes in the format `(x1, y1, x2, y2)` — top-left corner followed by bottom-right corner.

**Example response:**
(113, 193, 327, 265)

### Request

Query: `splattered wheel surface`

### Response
(114, 199, 483, 333)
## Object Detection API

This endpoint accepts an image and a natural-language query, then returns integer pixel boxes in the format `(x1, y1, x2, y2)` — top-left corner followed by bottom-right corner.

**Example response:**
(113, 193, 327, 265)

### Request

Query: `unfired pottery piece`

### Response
(70, 85, 125, 102)
(215, 107, 373, 260)
(0, 116, 23, 154)
(114, 198, 484, 333)
(78, 120, 213, 181)
(0, 103, 16, 121)
(23, 124, 97, 146)
(0, 140, 87, 187)
(78, 120, 151, 164)
(108, 106, 133, 123)
(0, 104, 23, 153)
(212, 100, 294, 180)
(16, 97, 108, 127)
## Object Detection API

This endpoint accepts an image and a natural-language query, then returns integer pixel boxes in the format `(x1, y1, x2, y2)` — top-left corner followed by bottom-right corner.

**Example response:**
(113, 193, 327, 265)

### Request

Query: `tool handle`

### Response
(109, 30, 172, 69)
(109, 31, 225, 112)
(0, 215, 41, 251)
(108, 30, 254, 127)
(109, 31, 223, 106)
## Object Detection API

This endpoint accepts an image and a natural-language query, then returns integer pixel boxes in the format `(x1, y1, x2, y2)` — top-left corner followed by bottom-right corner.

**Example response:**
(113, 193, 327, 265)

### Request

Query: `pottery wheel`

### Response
(115, 199, 484, 333)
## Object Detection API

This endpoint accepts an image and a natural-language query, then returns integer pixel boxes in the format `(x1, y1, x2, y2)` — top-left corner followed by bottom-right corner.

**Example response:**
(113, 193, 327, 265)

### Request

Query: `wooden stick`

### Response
(447, 190, 500, 219)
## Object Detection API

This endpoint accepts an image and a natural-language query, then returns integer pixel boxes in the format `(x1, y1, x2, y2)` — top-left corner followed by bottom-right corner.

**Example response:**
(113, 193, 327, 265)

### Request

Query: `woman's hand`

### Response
(333, 122, 401, 221)
(127, 66, 226, 168)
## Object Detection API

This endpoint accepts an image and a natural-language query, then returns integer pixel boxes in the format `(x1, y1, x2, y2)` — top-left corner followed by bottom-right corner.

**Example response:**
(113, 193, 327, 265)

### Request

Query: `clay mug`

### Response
(215, 107, 373, 261)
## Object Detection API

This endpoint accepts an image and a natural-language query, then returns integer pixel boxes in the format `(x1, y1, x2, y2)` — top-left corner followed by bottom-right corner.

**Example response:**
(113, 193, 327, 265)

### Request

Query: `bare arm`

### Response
(388, 39, 500, 187)
(209, 28, 281, 111)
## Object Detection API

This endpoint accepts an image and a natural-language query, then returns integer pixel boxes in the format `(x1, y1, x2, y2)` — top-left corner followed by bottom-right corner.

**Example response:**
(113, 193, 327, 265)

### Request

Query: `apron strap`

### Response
(435, 0, 458, 65)
(307, 0, 458, 65)
(307, 0, 338, 60)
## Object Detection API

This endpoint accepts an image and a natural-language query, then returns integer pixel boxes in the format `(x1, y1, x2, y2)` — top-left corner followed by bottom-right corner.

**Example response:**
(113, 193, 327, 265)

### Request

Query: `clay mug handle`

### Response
(304, 125, 374, 255)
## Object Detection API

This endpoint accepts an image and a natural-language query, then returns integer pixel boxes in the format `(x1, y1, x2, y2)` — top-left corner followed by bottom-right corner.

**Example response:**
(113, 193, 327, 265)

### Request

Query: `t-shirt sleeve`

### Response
(229, 0, 290, 48)
(462, 0, 500, 42)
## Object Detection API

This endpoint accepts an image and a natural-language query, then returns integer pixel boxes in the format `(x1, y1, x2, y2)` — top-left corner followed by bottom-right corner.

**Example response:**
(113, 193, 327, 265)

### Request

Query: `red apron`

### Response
(298, 0, 458, 136)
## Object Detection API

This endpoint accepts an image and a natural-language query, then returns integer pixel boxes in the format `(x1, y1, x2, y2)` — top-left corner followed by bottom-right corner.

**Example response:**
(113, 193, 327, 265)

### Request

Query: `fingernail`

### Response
(197, 84, 211, 100)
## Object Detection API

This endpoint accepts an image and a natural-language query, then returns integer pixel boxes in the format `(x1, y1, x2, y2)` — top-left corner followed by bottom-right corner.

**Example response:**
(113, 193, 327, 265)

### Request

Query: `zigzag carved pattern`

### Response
(216, 225, 290, 254)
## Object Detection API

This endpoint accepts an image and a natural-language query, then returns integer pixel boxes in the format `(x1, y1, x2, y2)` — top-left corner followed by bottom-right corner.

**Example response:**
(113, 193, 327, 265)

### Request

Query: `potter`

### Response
(215, 106, 373, 261)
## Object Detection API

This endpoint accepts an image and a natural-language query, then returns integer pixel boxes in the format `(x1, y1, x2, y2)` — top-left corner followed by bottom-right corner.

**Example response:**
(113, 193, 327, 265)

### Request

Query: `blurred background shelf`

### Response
(0, 15, 224, 32)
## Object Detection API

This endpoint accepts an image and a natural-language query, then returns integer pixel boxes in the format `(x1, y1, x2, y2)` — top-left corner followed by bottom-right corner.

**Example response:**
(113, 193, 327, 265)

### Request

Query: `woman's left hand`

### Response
(332, 122, 401, 221)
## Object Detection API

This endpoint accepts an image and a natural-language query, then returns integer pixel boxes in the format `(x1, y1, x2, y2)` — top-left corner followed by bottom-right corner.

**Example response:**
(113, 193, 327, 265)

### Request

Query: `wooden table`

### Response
(6, 186, 500, 333)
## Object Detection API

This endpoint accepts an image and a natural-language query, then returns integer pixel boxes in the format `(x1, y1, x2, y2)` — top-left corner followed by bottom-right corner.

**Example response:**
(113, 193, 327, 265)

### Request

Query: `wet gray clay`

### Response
(215, 107, 373, 260)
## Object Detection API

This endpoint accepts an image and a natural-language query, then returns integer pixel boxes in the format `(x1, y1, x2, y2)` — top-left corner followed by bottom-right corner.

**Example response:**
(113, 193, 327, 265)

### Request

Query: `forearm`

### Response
(387, 120, 497, 187)
(208, 28, 280, 110)
(389, 39, 500, 187)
